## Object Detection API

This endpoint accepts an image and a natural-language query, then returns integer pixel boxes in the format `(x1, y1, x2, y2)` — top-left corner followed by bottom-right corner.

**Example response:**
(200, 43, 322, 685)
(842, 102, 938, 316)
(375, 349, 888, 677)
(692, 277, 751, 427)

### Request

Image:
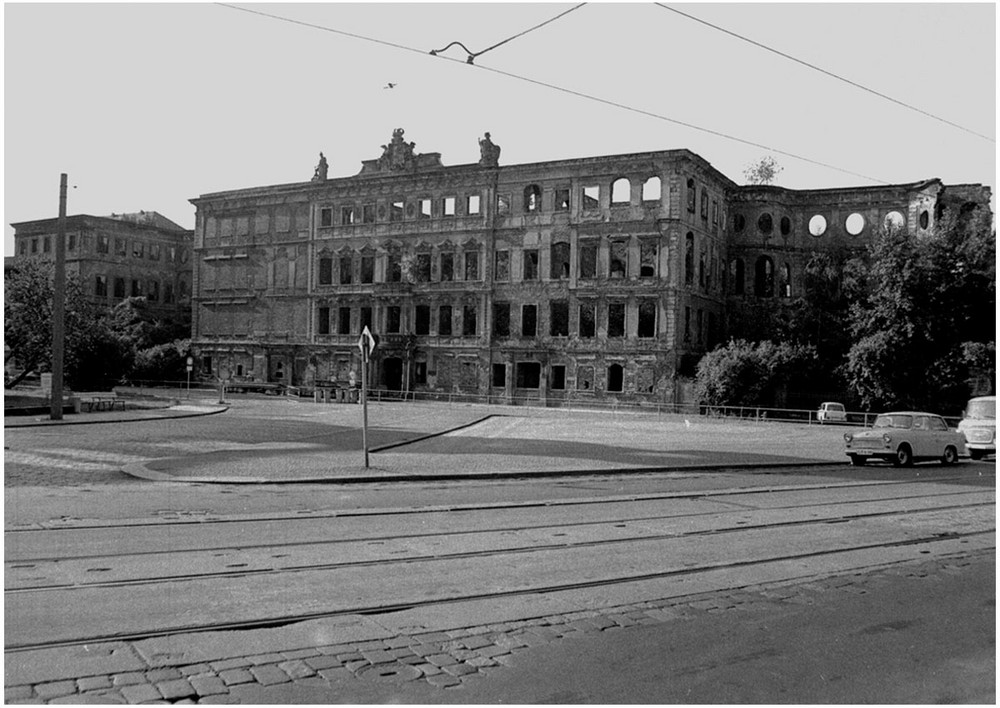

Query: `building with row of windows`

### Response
(9, 211, 193, 321)
(188, 129, 990, 404)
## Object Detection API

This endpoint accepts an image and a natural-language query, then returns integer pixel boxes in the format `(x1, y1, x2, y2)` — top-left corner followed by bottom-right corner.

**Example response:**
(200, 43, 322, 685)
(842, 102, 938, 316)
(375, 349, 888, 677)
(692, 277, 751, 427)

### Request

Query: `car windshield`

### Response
(966, 400, 995, 419)
(873, 414, 913, 429)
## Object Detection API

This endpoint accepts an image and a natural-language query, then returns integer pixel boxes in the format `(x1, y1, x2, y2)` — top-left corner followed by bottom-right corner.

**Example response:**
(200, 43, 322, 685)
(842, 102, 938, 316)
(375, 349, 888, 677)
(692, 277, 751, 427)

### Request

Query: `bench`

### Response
(83, 394, 126, 412)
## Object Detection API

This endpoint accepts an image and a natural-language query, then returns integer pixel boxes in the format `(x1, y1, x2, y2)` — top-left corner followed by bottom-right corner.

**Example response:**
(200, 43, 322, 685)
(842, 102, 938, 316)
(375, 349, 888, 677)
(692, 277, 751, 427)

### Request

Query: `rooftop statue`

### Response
(378, 128, 417, 172)
(312, 152, 328, 182)
(479, 132, 501, 167)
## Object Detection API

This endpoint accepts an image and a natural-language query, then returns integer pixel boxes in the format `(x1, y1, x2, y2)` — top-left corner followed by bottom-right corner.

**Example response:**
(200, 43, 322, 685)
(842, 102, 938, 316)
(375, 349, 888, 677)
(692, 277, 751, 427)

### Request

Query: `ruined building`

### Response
(9, 211, 193, 322)
(188, 130, 990, 404)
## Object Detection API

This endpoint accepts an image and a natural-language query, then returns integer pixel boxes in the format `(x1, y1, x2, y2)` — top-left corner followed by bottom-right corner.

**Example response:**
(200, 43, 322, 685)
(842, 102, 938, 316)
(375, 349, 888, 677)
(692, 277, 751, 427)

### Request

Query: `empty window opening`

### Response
(754, 256, 775, 297)
(685, 233, 695, 286)
(781, 263, 792, 298)
(464, 251, 479, 280)
(114, 277, 126, 298)
(684, 306, 691, 342)
(414, 362, 427, 385)
(462, 305, 477, 335)
(608, 303, 625, 338)
(415, 305, 430, 335)
(386, 306, 401, 334)
(419, 199, 432, 219)
(521, 305, 537, 337)
(318, 306, 331, 335)
(550, 300, 569, 337)
(638, 300, 656, 338)
(363, 204, 376, 223)
(338, 307, 351, 334)
(340, 256, 353, 285)
(551, 365, 566, 390)
(780, 215, 791, 235)
(342, 206, 357, 225)
(95, 275, 108, 297)
(493, 303, 510, 337)
(361, 255, 374, 283)
(443, 196, 456, 216)
(696, 309, 703, 344)
(640, 241, 657, 277)
(687, 179, 696, 213)
(524, 185, 542, 212)
(845, 213, 865, 236)
(319, 257, 333, 285)
(642, 176, 661, 202)
(808, 214, 827, 237)
(758, 213, 773, 234)
(919, 210, 930, 229)
(712, 201, 719, 225)
(607, 364, 624, 392)
(730, 258, 745, 295)
(550, 242, 571, 279)
(387, 253, 402, 282)
(492, 363, 506, 387)
(701, 191, 709, 220)
(497, 194, 511, 215)
(578, 366, 594, 390)
(415, 253, 431, 282)
(439, 305, 453, 335)
(320, 208, 333, 227)
(611, 178, 630, 205)
(555, 188, 570, 211)
(440, 253, 454, 281)
(579, 241, 598, 279)
(579, 303, 596, 338)
(360, 307, 372, 334)
(516, 362, 541, 389)
(523, 249, 539, 280)
(495, 250, 510, 281)
(391, 200, 404, 222)
(583, 185, 600, 211)
(609, 241, 627, 278)
(733, 214, 746, 232)
(467, 194, 481, 215)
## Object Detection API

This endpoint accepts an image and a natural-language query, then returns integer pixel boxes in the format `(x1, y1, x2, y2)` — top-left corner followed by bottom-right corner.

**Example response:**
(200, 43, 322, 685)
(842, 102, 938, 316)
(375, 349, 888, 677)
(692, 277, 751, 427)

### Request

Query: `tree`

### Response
(844, 204, 995, 412)
(694, 339, 817, 408)
(743, 155, 783, 186)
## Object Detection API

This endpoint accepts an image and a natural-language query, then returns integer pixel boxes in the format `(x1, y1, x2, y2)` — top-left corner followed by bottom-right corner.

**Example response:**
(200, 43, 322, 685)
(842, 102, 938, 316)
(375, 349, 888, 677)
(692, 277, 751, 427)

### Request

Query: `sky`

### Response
(3, 2, 996, 255)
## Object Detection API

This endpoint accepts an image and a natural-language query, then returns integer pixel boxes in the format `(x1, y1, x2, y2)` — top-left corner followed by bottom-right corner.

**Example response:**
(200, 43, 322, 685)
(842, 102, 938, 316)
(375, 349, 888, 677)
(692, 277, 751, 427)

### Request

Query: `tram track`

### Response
(5, 498, 993, 592)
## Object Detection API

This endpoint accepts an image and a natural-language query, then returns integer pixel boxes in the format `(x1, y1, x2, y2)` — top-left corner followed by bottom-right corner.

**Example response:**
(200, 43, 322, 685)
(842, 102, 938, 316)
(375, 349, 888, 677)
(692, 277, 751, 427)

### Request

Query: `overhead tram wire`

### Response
(214, 2, 889, 185)
(655, 3, 995, 144)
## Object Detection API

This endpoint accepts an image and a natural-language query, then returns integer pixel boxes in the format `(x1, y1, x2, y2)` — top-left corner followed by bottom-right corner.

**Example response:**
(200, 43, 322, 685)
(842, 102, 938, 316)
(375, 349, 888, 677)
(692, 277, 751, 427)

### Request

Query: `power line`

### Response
(655, 3, 995, 144)
(431, 4, 587, 63)
(214, 3, 892, 184)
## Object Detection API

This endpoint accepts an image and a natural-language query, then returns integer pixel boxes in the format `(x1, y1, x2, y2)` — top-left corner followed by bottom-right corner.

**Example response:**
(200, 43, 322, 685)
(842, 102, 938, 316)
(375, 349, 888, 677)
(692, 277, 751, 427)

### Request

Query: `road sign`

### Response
(358, 326, 377, 361)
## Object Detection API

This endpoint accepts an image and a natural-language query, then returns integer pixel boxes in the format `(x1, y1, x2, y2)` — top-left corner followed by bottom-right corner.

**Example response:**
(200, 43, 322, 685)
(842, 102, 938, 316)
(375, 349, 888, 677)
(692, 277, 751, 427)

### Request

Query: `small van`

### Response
(958, 395, 995, 460)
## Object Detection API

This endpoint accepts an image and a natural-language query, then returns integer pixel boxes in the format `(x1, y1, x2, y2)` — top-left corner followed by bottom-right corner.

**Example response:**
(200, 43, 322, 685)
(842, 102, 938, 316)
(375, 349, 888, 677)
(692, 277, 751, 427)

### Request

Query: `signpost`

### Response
(358, 326, 377, 468)
(186, 356, 193, 398)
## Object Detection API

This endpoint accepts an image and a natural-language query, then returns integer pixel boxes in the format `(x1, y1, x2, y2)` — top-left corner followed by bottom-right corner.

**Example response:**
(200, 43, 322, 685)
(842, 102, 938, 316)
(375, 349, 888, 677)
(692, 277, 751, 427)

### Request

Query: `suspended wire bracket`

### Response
(429, 41, 477, 64)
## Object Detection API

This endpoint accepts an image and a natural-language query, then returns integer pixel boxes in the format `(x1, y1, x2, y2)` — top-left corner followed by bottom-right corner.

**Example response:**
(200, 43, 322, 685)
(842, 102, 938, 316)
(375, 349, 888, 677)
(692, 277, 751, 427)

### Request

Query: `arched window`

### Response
(758, 213, 773, 234)
(754, 256, 774, 297)
(523, 185, 542, 212)
(780, 216, 791, 235)
(687, 179, 696, 212)
(642, 176, 661, 202)
(781, 262, 791, 298)
(611, 178, 630, 205)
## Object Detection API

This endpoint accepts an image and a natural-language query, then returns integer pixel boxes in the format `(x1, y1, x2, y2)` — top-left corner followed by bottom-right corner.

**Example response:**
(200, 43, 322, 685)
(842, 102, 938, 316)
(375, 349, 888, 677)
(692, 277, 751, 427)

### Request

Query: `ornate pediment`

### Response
(358, 128, 443, 175)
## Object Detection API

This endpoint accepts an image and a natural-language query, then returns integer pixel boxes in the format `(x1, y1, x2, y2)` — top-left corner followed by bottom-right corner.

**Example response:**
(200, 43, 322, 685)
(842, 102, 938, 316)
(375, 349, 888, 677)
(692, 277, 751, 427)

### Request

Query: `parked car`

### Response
(817, 401, 847, 424)
(957, 395, 995, 460)
(843, 411, 965, 467)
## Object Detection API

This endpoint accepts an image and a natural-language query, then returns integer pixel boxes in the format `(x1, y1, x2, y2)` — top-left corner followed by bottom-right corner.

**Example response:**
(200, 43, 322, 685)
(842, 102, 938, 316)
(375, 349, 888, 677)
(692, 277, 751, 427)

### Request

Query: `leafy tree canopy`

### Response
(695, 339, 817, 408)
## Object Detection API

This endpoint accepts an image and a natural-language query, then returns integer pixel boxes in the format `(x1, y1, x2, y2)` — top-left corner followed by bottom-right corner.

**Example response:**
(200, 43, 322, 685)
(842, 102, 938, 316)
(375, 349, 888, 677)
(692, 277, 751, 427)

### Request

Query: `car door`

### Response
(927, 415, 954, 456)
(910, 416, 933, 458)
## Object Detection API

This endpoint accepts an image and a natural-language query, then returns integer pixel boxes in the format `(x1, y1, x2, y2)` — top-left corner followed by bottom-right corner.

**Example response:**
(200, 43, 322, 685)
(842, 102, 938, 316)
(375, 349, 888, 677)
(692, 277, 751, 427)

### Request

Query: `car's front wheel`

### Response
(941, 446, 958, 465)
(892, 444, 914, 467)
(849, 454, 867, 467)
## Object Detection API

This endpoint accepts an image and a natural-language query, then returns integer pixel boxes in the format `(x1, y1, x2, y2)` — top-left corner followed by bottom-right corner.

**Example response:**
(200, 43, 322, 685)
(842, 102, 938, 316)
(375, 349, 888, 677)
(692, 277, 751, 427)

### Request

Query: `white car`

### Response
(844, 411, 966, 467)
(817, 402, 847, 424)
(958, 395, 995, 460)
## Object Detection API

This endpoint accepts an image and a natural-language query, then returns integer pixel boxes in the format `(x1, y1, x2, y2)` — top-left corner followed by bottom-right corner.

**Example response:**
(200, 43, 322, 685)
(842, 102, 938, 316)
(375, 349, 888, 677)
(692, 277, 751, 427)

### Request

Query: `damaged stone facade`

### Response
(9, 212, 193, 321)
(188, 133, 990, 404)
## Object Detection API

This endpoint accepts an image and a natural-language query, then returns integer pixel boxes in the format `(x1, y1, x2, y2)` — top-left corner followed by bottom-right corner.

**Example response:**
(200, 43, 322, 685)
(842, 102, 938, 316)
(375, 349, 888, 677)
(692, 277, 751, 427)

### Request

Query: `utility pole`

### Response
(50, 173, 67, 420)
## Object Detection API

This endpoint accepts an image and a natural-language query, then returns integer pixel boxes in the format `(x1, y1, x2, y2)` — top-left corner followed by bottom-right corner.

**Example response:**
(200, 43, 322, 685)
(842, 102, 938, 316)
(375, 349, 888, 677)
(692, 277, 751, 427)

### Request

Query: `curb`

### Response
(4, 404, 229, 428)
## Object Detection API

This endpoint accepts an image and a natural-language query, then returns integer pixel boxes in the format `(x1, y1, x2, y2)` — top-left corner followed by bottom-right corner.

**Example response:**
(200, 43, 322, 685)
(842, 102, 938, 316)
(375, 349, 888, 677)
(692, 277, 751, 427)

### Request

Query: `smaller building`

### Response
(9, 211, 193, 322)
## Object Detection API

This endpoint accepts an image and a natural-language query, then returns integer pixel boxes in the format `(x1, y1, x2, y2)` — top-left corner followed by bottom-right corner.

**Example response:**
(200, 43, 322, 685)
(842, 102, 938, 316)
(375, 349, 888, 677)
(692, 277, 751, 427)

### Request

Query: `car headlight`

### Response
(844, 433, 853, 443)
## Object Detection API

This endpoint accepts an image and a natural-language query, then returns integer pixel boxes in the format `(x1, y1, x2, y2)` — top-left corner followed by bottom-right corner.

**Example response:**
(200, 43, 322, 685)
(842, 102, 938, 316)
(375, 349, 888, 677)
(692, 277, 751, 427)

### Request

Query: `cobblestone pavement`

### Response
(5, 551, 989, 704)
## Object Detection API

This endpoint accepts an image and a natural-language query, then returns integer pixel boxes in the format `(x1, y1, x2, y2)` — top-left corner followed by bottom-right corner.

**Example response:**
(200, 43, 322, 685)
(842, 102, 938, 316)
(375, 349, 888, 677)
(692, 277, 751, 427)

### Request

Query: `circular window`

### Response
(758, 213, 773, 234)
(919, 210, 929, 229)
(780, 216, 791, 235)
(733, 214, 746, 232)
(884, 211, 905, 232)
(845, 213, 865, 236)
(808, 215, 827, 237)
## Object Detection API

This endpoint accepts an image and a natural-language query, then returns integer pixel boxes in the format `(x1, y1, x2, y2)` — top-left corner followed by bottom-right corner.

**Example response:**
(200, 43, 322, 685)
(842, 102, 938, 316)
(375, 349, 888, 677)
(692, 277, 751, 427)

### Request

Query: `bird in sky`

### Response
(383, 82, 397, 89)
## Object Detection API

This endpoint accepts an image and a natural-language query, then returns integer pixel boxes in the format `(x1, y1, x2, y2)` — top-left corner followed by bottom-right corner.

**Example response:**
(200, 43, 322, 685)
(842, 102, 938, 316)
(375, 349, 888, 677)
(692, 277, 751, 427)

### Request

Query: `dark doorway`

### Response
(383, 358, 403, 391)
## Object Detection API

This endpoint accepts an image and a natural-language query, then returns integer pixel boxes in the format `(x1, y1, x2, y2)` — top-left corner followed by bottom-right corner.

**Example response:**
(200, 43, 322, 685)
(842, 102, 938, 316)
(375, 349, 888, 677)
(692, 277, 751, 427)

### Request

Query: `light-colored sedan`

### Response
(844, 411, 966, 467)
